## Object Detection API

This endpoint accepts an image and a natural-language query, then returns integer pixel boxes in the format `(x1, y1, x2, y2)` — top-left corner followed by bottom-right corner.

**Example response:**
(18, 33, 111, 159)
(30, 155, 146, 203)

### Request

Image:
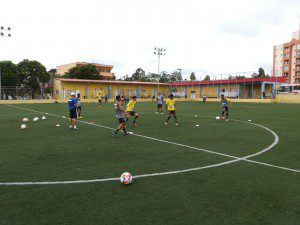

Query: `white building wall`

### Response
(292, 30, 300, 40)
(274, 44, 283, 77)
(290, 45, 296, 83)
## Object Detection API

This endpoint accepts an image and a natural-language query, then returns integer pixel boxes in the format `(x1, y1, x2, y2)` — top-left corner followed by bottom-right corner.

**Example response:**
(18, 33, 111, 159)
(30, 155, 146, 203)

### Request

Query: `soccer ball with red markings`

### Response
(120, 172, 132, 185)
(22, 118, 29, 123)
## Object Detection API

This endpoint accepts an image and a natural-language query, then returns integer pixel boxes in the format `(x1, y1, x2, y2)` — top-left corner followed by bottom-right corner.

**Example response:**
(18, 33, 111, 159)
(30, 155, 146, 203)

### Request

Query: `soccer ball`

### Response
(22, 118, 29, 123)
(21, 124, 27, 130)
(120, 172, 132, 185)
(216, 116, 221, 120)
(33, 117, 39, 122)
(42, 116, 46, 120)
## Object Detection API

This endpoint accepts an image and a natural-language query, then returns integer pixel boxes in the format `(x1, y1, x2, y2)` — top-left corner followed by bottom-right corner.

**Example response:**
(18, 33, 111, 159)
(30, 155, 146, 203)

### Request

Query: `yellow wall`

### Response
(239, 84, 262, 99)
(53, 80, 169, 100)
(201, 85, 218, 98)
(275, 94, 300, 103)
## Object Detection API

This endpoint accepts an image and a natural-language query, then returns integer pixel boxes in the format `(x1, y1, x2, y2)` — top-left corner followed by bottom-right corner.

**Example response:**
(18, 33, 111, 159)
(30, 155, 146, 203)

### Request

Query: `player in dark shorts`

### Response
(156, 92, 164, 114)
(165, 94, 178, 125)
(203, 95, 207, 107)
(125, 96, 139, 126)
(220, 94, 230, 121)
(68, 92, 78, 130)
(113, 95, 128, 136)
(76, 93, 82, 119)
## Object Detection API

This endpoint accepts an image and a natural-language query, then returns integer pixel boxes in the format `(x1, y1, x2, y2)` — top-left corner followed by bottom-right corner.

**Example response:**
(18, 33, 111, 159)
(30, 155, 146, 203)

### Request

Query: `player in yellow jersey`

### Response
(220, 94, 231, 121)
(125, 96, 139, 127)
(165, 94, 178, 126)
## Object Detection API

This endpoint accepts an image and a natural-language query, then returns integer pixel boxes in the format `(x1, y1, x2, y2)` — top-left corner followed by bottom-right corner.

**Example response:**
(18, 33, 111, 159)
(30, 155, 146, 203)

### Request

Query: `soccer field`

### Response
(0, 101, 299, 225)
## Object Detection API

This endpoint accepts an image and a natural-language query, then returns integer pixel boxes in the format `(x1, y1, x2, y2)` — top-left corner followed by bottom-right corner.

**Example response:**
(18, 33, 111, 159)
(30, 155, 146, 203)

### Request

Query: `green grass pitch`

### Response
(0, 101, 299, 225)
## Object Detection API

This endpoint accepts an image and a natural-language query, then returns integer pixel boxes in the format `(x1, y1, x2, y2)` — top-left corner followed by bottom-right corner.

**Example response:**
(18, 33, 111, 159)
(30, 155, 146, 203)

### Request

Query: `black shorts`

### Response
(169, 110, 176, 116)
(157, 104, 162, 108)
(222, 106, 229, 112)
(98, 99, 102, 103)
(69, 108, 77, 119)
(118, 118, 125, 124)
(128, 111, 136, 116)
(77, 106, 82, 110)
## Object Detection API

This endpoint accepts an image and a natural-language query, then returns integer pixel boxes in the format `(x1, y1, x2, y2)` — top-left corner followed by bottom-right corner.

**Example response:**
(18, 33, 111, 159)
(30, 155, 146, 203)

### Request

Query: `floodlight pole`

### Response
(154, 47, 166, 94)
(0, 26, 12, 100)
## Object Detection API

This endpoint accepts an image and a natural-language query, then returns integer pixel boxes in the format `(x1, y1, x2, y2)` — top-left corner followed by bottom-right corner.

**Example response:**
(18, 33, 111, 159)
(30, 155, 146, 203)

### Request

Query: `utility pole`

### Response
(0, 26, 12, 100)
(154, 47, 166, 94)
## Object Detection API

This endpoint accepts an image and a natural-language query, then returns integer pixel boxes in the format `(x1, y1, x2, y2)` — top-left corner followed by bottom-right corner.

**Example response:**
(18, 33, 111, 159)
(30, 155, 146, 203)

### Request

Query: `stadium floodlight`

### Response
(0, 26, 12, 100)
(154, 47, 166, 93)
(0, 26, 12, 38)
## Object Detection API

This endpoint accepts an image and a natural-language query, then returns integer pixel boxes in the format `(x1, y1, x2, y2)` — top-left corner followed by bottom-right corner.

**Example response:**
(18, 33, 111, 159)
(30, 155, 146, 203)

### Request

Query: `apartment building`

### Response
(273, 30, 300, 84)
(56, 62, 114, 80)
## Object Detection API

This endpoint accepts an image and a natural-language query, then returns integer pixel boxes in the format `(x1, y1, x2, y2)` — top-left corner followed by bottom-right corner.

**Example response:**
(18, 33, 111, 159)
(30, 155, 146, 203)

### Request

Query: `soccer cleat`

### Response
(175, 123, 178, 126)
(161, 112, 164, 115)
(156, 112, 159, 114)
(69, 126, 73, 129)
(164, 122, 168, 125)
(132, 124, 138, 127)
(79, 116, 82, 119)
(73, 127, 79, 130)
(226, 119, 229, 122)
(123, 132, 129, 135)
(113, 132, 117, 137)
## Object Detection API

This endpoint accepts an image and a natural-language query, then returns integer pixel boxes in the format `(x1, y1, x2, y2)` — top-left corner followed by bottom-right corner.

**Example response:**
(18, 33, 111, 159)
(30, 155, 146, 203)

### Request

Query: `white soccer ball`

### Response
(42, 116, 46, 120)
(216, 116, 221, 120)
(21, 124, 27, 130)
(120, 172, 132, 185)
(33, 117, 39, 122)
(22, 118, 29, 123)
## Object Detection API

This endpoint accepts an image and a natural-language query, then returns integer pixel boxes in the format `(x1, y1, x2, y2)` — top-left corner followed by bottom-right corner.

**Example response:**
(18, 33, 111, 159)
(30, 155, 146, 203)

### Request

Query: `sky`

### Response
(0, 0, 300, 80)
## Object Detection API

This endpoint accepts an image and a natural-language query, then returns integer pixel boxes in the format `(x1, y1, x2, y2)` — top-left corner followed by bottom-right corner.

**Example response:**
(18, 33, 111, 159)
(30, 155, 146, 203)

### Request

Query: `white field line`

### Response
(0, 105, 298, 186)
(244, 106, 259, 109)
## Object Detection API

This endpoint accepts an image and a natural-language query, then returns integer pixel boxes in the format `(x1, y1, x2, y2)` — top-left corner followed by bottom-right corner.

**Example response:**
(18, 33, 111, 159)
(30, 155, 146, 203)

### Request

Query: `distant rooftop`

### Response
(172, 76, 286, 86)
(57, 62, 114, 68)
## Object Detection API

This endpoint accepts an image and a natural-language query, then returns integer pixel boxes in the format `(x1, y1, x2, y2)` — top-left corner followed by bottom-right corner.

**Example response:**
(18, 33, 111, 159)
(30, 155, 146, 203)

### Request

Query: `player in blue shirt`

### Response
(68, 92, 78, 130)
(203, 95, 207, 107)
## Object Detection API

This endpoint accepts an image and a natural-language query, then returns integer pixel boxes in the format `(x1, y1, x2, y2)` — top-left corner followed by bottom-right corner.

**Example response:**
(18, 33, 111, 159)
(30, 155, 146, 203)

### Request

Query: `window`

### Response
(284, 66, 289, 71)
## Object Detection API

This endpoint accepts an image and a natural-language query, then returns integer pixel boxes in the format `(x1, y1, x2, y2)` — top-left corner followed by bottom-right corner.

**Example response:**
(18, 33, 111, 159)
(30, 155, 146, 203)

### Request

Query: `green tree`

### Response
(17, 59, 50, 98)
(236, 75, 245, 79)
(252, 68, 266, 78)
(64, 64, 103, 80)
(258, 67, 265, 77)
(159, 71, 170, 83)
(203, 75, 211, 81)
(0, 60, 18, 87)
(170, 70, 183, 82)
(190, 72, 196, 81)
(132, 68, 148, 81)
(111, 74, 116, 80)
